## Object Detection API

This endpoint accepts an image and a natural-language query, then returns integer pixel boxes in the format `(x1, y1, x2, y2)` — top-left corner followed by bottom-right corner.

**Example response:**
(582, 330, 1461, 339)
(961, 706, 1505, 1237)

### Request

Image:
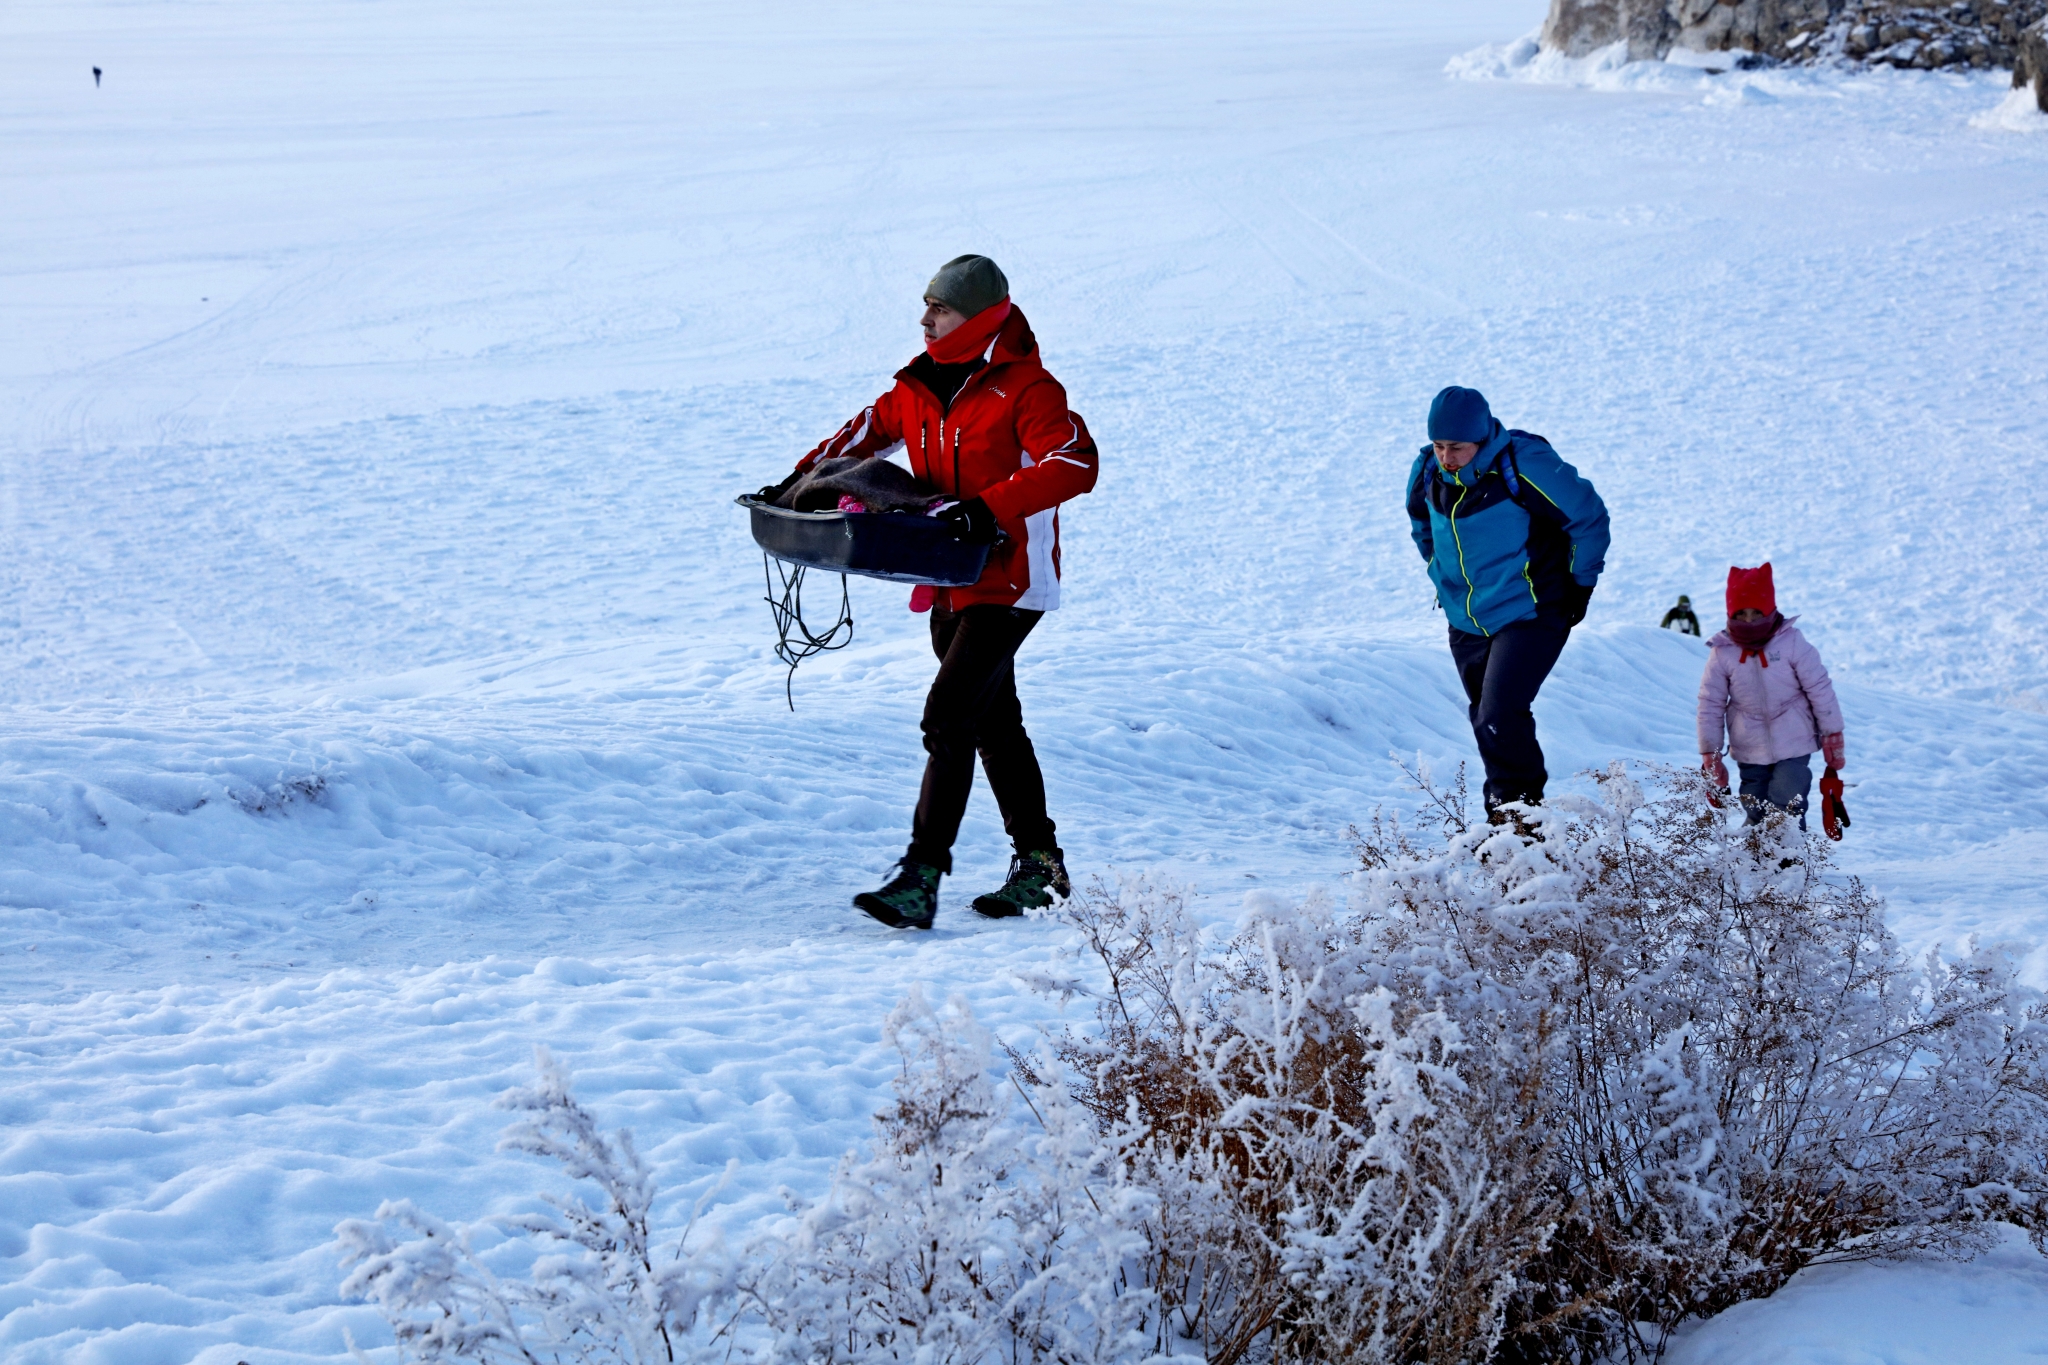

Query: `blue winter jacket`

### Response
(1405, 422, 1610, 636)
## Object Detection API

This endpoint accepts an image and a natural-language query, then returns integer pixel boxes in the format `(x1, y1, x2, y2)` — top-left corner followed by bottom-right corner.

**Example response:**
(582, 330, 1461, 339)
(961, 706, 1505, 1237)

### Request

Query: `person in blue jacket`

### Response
(1405, 386, 1610, 824)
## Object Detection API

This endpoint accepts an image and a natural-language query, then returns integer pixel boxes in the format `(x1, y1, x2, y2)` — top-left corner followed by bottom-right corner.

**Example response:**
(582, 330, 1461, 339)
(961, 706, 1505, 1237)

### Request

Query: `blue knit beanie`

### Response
(1427, 386, 1493, 443)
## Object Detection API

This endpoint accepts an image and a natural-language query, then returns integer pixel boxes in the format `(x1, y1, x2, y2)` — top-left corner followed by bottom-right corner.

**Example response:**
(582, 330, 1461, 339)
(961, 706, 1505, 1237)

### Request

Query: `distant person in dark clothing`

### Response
(1405, 386, 1610, 828)
(1661, 594, 1701, 636)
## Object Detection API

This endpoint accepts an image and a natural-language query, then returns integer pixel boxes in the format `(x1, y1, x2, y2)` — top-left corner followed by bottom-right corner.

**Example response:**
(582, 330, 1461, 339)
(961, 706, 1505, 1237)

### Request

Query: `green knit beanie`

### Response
(924, 255, 1008, 317)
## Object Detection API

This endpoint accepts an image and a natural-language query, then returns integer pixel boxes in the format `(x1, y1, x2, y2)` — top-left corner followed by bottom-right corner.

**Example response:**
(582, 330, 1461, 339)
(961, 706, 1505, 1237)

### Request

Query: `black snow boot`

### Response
(855, 859, 941, 930)
(971, 848, 1071, 919)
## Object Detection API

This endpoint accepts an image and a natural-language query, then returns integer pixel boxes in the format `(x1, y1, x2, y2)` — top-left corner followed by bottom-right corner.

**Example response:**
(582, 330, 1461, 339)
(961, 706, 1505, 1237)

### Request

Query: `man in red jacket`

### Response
(775, 255, 1099, 930)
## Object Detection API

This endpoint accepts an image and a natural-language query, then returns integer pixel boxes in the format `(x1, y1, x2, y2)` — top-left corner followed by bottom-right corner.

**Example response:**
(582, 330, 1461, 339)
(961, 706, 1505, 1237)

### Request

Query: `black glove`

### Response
(937, 496, 999, 545)
(1561, 580, 1594, 627)
(754, 469, 802, 504)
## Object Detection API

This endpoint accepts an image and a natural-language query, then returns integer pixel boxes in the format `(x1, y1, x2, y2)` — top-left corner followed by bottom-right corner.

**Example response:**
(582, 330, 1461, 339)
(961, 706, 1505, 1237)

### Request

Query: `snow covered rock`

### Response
(1540, 0, 2048, 71)
(1542, 0, 1679, 61)
(2019, 15, 2048, 110)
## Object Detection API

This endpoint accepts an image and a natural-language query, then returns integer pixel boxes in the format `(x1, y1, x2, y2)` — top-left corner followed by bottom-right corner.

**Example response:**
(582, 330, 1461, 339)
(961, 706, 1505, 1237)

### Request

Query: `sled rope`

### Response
(762, 553, 854, 710)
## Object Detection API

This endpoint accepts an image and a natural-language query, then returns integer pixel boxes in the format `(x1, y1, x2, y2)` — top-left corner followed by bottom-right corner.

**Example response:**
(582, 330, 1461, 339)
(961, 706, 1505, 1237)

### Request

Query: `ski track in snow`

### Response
(4, 0, 2048, 1359)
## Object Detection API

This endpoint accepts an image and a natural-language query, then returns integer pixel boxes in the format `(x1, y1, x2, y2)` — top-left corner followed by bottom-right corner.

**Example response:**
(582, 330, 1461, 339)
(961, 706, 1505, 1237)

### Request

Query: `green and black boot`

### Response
(971, 848, 1071, 919)
(854, 859, 941, 930)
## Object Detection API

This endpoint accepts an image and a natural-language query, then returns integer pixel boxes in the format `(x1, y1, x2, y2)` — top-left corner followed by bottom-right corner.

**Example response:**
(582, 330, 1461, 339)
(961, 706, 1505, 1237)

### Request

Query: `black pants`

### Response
(1448, 618, 1570, 811)
(907, 604, 1056, 874)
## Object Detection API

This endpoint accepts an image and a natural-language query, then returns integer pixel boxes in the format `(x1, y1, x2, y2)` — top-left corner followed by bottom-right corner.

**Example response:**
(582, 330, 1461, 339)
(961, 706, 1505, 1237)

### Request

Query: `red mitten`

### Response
(1821, 731, 1845, 770)
(1820, 766, 1850, 841)
(1702, 753, 1730, 807)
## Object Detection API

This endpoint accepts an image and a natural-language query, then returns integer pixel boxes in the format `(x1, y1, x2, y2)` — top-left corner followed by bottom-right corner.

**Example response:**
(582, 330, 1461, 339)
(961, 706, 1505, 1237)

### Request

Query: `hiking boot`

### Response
(971, 848, 1072, 919)
(854, 859, 941, 930)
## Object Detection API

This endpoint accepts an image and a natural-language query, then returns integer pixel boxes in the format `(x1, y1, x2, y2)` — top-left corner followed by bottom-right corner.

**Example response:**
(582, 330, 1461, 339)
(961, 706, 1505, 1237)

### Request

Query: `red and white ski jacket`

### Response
(796, 306, 1098, 611)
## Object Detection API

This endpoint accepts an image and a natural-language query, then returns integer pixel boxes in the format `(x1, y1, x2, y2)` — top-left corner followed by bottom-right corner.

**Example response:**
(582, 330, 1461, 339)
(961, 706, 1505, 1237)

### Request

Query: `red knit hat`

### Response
(1726, 563, 1776, 617)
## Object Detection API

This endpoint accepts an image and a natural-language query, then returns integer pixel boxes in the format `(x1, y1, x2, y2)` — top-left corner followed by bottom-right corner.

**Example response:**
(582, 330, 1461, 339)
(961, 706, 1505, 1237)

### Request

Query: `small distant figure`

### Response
(1696, 563, 1845, 830)
(93, 67, 102, 87)
(1660, 593, 1701, 636)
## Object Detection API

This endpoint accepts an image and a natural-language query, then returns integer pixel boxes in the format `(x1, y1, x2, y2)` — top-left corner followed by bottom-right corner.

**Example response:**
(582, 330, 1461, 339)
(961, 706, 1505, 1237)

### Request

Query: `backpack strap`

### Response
(1411, 458, 1435, 506)
(1502, 431, 1574, 524)
(1422, 436, 1545, 514)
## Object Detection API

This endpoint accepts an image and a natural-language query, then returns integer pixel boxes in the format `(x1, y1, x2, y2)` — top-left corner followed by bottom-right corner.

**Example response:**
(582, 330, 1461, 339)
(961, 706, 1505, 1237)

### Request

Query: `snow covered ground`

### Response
(4, 0, 2047, 1359)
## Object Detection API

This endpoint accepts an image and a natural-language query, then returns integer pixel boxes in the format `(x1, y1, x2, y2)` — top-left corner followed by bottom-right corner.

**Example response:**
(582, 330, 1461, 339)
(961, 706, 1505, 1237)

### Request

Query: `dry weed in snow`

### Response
(336, 1047, 733, 1363)
(339, 767, 2048, 1364)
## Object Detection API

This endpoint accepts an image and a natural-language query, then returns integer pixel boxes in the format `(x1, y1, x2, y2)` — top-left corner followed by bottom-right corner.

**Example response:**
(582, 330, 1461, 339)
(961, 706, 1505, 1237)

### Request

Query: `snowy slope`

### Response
(4, 0, 2048, 1360)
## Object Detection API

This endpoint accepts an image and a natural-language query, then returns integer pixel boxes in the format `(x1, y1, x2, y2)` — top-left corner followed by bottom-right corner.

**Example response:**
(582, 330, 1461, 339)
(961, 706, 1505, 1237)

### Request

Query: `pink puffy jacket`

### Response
(1696, 618, 1844, 766)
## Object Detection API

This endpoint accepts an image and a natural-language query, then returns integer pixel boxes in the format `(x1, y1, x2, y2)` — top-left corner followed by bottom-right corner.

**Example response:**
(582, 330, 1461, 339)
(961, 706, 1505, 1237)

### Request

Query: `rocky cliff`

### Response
(1541, 0, 2047, 77)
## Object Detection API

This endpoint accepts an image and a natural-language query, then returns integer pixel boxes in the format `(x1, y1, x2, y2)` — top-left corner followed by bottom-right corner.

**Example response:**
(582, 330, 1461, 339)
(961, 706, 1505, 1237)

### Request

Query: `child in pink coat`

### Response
(1697, 563, 1846, 828)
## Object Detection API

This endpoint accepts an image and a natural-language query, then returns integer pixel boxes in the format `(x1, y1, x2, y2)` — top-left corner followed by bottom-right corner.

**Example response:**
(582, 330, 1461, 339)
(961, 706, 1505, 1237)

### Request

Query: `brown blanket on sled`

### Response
(774, 456, 942, 514)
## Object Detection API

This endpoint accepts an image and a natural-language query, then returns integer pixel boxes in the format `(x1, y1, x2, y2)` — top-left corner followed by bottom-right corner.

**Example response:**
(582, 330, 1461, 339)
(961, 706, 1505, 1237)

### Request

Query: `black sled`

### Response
(737, 495, 992, 587)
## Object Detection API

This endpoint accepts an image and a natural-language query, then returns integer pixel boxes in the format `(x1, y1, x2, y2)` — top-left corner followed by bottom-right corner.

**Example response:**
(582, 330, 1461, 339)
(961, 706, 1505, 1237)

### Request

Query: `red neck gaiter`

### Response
(926, 297, 1012, 364)
(1729, 611, 1783, 665)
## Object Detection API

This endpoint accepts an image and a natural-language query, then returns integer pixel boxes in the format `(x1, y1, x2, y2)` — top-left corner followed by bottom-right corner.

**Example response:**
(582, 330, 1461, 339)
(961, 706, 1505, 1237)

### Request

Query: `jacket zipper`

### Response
(1448, 482, 1487, 637)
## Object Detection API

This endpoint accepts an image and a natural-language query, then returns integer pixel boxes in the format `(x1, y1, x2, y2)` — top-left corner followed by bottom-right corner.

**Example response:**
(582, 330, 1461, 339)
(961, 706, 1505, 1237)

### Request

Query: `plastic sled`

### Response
(738, 495, 991, 587)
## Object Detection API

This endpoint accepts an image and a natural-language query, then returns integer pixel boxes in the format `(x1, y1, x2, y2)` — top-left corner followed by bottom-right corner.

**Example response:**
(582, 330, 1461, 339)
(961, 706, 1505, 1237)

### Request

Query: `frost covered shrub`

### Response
(732, 986, 1164, 1365)
(1021, 764, 2048, 1362)
(1344, 762, 2048, 1359)
(1015, 877, 1559, 1365)
(342, 764, 2048, 1365)
(339, 993, 1168, 1365)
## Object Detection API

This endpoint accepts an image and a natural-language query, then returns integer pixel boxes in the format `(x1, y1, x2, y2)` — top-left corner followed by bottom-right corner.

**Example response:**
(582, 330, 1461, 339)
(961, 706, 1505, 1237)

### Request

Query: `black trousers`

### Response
(1447, 617, 1570, 811)
(907, 604, 1056, 874)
